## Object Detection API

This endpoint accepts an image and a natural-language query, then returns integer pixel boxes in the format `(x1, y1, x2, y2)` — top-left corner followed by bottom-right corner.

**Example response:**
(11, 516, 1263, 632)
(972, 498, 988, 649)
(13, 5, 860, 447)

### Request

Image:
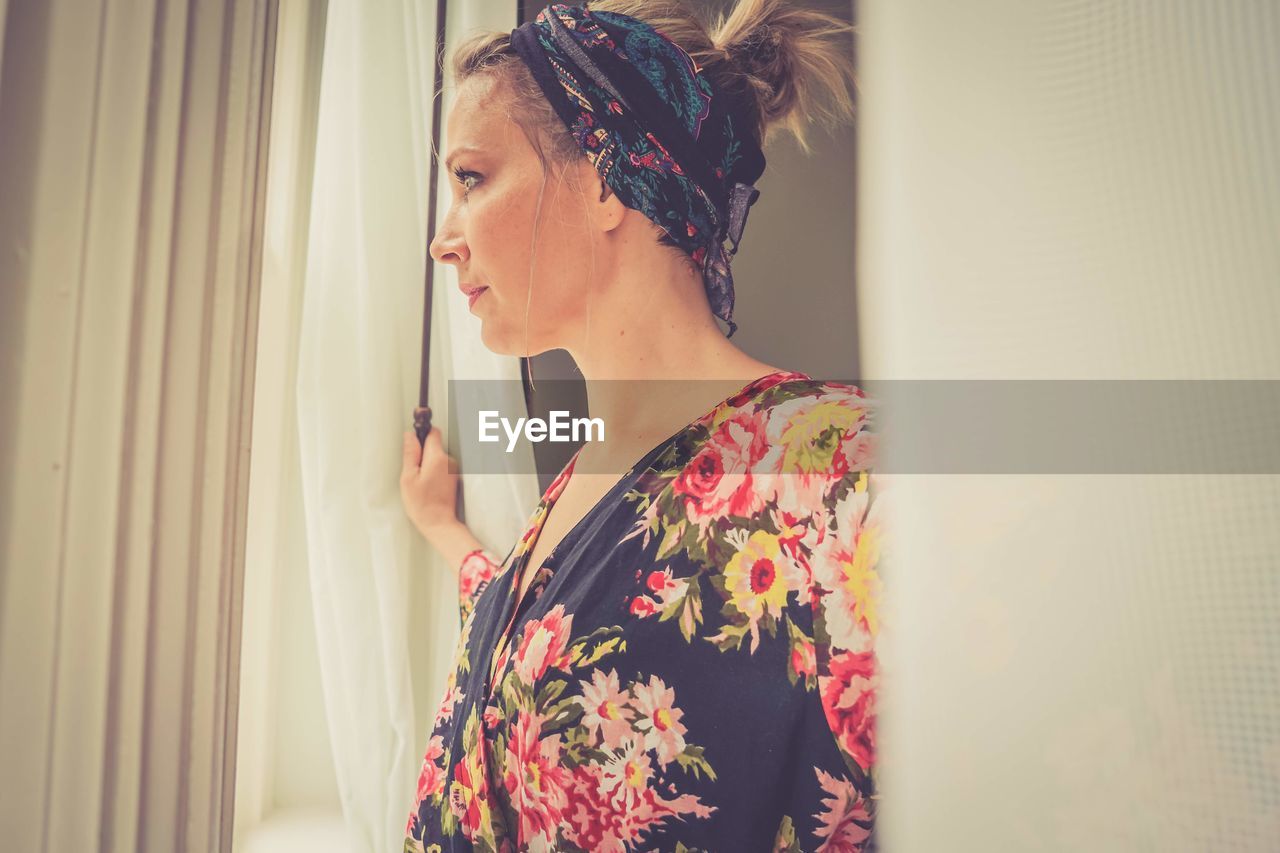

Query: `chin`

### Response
(477, 322, 507, 355)
(478, 321, 527, 357)
(475, 302, 565, 356)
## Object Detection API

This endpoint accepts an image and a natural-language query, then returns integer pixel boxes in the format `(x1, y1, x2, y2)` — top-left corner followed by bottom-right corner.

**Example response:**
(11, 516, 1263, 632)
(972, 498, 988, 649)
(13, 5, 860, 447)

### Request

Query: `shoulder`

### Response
(623, 373, 877, 554)
(761, 377, 874, 464)
(702, 375, 876, 502)
(723, 372, 872, 415)
(645, 375, 874, 515)
(711, 374, 875, 458)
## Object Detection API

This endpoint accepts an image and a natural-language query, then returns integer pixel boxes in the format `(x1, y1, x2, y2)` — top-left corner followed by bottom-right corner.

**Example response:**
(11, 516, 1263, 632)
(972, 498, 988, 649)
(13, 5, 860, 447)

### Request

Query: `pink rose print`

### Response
(833, 420, 875, 475)
(646, 567, 680, 598)
(434, 684, 462, 726)
(630, 595, 659, 617)
(630, 567, 687, 619)
(406, 734, 446, 833)
(563, 739, 716, 853)
(820, 650, 877, 773)
(502, 711, 573, 848)
(673, 412, 770, 528)
(791, 637, 817, 680)
(512, 604, 574, 685)
(458, 550, 498, 604)
(448, 749, 491, 843)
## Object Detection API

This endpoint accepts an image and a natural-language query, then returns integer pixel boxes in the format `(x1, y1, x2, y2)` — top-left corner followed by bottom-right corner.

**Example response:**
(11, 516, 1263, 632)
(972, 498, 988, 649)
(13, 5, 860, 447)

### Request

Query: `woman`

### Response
(399, 1, 880, 850)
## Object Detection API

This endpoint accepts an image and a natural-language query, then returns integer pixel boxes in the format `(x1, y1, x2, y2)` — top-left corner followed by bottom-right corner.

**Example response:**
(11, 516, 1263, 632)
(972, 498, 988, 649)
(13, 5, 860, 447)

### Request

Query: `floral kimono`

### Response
(405, 370, 882, 852)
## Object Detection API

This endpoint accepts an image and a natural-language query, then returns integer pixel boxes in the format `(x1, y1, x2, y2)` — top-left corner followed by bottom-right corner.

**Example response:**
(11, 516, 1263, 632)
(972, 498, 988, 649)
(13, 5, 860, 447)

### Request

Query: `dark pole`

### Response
(414, 0, 451, 444)
(517, 0, 535, 419)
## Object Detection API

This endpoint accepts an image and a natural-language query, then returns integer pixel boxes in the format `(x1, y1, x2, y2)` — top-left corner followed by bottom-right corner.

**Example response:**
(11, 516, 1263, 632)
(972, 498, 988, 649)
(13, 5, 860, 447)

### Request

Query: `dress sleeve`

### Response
(456, 548, 503, 626)
(800, 416, 884, 849)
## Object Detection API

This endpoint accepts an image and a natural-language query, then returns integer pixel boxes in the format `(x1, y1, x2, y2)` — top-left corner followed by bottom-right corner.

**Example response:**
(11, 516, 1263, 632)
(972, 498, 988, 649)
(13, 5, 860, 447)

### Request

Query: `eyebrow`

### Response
(443, 144, 485, 171)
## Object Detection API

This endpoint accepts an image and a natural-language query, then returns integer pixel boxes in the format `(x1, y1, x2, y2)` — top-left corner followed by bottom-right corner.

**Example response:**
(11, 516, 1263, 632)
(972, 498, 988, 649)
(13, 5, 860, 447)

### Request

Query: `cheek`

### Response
(472, 188, 593, 305)
(467, 189, 536, 287)
(468, 200, 520, 265)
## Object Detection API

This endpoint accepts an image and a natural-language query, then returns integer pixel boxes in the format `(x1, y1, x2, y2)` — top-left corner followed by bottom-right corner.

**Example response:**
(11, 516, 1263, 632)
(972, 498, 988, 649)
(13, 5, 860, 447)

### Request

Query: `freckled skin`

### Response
(429, 76, 619, 357)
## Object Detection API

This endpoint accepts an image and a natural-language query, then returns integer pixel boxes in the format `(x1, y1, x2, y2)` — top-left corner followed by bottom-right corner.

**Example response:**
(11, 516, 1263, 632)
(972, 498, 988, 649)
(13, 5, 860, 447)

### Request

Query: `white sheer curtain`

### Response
(286, 0, 535, 850)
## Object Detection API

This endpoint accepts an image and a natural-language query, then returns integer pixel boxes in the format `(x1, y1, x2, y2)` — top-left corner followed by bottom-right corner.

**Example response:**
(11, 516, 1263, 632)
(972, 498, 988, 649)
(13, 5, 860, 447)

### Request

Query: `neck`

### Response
(555, 232, 779, 471)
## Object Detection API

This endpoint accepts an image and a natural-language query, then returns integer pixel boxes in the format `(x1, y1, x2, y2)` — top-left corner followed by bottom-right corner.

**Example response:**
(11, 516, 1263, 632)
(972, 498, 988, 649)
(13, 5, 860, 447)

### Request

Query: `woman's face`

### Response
(430, 75, 609, 356)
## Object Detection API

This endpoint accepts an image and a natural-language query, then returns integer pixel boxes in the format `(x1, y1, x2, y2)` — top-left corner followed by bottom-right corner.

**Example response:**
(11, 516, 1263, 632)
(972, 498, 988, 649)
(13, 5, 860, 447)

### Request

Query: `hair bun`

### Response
(710, 0, 857, 153)
(724, 23, 783, 73)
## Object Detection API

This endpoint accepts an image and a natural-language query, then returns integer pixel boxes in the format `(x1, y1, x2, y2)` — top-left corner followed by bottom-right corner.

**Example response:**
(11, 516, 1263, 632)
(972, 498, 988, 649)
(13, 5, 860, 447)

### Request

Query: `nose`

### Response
(429, 209, 469, 267)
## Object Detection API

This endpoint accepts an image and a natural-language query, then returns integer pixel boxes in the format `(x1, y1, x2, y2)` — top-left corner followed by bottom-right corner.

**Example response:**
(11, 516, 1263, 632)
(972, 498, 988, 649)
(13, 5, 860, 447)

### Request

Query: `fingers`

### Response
(403, 426, 447, 473)
(424, 427, 461, 476)
(402, 430, 422, 473)
(402, 425, 462, 490)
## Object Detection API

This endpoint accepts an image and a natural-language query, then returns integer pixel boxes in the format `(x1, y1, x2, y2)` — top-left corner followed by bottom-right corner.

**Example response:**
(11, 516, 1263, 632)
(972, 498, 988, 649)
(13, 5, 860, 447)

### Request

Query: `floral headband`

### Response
(509, 2, 767, 337)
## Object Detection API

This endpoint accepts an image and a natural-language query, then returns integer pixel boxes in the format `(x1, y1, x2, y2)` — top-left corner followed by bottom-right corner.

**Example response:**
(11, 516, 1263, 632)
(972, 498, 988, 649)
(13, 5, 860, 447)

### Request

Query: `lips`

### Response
(460, 283, 489, 309)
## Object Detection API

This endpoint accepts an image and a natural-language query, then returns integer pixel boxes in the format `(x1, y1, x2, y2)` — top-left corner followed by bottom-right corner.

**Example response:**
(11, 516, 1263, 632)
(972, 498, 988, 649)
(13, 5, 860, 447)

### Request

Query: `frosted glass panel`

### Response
(857, 2, 1280, 850)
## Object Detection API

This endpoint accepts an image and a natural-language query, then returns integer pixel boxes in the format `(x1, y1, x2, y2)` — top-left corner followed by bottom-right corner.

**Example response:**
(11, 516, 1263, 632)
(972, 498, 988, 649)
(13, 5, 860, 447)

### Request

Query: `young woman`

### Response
(399, 2, 880, 849)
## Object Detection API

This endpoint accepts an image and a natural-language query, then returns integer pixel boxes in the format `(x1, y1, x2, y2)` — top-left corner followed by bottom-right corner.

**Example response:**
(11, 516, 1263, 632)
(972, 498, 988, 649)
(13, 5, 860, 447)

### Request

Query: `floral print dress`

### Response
(405, 370, 882, 852)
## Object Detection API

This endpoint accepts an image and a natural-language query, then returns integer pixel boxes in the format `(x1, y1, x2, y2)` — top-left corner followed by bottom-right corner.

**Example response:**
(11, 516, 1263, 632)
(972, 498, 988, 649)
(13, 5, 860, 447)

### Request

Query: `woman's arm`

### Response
(801, 417, 883, 852)
(401, 427, 507, 624)
(400, 426, 483, 573)
(417, 521, 504, 624)
(416, 518, 486, 574)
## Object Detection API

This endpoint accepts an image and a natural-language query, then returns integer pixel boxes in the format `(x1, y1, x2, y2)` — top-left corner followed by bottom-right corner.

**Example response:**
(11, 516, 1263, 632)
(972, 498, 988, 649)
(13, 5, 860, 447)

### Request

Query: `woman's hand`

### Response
(400, 427, 462, 541)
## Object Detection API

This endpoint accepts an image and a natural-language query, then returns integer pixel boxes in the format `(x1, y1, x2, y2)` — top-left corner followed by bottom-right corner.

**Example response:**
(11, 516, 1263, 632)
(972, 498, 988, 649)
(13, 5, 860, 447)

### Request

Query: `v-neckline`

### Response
(487, 368, 808, 678)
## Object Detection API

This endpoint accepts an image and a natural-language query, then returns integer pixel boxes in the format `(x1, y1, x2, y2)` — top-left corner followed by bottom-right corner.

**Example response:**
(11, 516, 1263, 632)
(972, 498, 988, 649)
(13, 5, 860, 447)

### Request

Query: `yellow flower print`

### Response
(725, 531, 791, 619)
(447, 710, 497, 848)
(720, 530, 806, 652)
(513, 502, 548, 561)
(779, 401, 862, 475)
(840, 519, 882, 638)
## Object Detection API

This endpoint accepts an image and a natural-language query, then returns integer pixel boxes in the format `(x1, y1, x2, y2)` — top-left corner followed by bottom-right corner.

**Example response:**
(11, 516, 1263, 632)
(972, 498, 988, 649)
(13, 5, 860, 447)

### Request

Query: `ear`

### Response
(596, 178, 627, 233)
(574, 160, 626, 234)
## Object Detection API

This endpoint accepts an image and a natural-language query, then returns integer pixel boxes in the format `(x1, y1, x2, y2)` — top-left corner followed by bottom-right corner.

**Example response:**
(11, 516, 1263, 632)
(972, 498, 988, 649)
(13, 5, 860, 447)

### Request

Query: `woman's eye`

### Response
(452, 167, 480, 195)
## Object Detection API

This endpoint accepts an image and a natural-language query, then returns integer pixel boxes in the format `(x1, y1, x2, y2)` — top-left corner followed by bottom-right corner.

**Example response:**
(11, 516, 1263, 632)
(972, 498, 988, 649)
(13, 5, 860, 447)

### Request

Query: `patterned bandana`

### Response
(509, 2, 767, 337)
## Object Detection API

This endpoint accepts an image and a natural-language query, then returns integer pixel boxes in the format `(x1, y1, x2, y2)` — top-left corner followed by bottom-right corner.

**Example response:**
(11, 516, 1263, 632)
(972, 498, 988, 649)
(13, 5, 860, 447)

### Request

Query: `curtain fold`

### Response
(292, 0, 535, 849)
(0, 0, 276, 847)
